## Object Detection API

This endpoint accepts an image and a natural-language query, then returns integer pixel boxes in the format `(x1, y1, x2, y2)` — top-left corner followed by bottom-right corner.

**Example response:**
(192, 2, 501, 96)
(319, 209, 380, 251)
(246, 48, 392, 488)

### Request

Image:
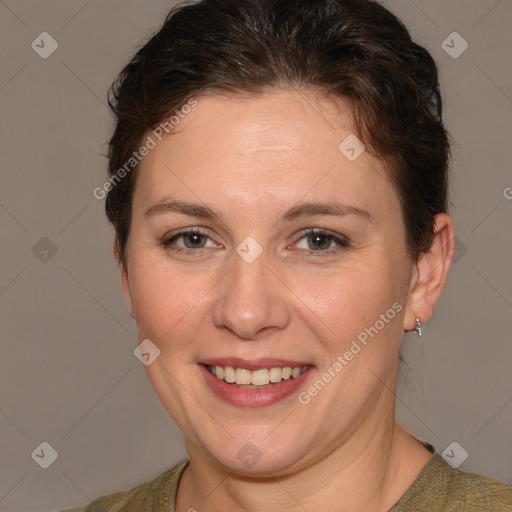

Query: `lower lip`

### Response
(199, 364, 314, 408)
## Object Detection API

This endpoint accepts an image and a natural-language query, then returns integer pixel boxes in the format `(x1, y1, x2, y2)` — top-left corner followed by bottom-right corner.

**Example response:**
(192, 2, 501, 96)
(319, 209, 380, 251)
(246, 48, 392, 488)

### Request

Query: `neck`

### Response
(177, 416, 432, 512)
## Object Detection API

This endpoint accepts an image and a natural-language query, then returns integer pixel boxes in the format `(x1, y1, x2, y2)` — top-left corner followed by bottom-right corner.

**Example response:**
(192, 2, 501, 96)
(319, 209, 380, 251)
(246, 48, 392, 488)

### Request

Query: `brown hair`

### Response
(106, 0, 450, 267)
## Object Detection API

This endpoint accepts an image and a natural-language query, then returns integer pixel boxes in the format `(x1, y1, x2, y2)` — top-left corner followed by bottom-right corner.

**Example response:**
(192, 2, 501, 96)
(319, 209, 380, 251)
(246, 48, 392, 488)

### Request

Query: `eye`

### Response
(294, 229, 350, 255)
(161, 228, 218, 254)
(160, 227, 349, 257)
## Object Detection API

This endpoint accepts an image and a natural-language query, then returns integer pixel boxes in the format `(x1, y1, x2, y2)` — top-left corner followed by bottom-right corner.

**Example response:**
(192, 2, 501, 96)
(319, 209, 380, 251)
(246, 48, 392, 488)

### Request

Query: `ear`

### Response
(115, 240, 134, 315)
(404, 213, 455, 332)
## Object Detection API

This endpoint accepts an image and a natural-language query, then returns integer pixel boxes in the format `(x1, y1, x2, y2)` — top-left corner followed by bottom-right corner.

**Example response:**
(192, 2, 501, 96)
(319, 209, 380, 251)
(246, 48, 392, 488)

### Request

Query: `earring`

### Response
(414, 317, 422, 337)
(130, 312, 136, 323)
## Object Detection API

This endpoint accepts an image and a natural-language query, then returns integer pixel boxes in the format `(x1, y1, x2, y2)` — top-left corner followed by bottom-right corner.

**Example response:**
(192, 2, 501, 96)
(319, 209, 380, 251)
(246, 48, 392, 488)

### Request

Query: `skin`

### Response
(120, 89, 455, 511)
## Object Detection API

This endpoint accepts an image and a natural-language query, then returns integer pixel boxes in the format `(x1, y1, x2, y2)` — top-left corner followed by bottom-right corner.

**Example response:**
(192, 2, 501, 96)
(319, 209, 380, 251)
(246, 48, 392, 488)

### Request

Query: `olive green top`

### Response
(61, 451, 512, 511)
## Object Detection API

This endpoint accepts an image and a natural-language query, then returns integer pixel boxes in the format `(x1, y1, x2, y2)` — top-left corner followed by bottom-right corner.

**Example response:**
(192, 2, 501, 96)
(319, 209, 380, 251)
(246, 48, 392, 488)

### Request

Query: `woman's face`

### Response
(122, 89, 416, 474)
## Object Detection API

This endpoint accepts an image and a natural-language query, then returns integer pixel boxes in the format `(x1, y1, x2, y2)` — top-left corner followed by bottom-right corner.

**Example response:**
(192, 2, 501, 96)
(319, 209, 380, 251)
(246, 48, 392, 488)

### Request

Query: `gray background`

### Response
(0, 0, 511, 510)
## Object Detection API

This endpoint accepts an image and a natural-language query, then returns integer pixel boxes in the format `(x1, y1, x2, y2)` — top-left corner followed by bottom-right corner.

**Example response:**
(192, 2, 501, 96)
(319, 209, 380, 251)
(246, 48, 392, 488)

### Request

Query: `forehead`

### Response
(134, 89, 397, 216)
(172, 90, 355, 153)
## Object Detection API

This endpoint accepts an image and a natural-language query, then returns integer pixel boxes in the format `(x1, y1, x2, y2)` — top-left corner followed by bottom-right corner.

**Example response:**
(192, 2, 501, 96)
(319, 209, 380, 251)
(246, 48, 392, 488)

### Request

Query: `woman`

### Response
(63, 0, 512, 510)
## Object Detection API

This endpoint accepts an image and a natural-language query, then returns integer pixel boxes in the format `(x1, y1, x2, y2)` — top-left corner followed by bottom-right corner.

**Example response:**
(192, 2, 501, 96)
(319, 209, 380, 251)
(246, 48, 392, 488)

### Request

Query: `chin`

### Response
(199, 433, 308, 477)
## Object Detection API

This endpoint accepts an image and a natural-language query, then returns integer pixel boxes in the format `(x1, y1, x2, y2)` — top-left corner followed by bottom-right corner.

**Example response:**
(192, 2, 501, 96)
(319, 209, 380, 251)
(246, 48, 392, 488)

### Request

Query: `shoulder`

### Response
(445, 463, 512, 510)
(58, 459, 189, 512)
(392, 452, 512, 511)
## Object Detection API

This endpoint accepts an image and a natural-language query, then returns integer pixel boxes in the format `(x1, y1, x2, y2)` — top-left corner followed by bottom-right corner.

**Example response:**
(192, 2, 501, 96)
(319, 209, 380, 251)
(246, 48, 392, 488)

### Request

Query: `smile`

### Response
(199, 361, 314, 407)
(206, 364, 309, 387)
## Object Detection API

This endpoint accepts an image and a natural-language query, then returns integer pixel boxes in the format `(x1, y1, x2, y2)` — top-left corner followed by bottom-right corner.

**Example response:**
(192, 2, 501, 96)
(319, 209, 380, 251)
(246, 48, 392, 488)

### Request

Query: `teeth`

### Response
(251, 369, 270, 386)
(207, 365, 308, 386)
(223, 366, 236, 383)
(269, 367, 282, 383)
(235, 368, 252, 385)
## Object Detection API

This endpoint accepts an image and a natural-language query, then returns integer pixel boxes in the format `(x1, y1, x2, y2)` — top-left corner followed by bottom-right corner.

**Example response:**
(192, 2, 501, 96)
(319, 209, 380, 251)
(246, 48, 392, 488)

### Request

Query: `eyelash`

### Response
(160, 228, 350, 257)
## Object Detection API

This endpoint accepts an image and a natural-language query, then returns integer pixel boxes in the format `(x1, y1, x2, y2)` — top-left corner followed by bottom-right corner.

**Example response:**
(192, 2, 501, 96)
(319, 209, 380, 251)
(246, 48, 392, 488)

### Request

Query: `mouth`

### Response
(204, 364, 309, 388)
(198, 359, 315, 407)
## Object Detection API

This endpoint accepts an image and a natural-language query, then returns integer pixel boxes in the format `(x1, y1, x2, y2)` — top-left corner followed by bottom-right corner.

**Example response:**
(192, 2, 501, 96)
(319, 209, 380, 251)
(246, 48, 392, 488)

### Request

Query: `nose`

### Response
(212, 250, 292, 340)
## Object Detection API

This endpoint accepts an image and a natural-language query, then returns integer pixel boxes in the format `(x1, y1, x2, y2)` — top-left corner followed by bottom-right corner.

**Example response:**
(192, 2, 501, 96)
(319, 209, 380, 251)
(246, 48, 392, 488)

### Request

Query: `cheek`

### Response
(129, 257, 212, 352)
(290, 257, 404, 352)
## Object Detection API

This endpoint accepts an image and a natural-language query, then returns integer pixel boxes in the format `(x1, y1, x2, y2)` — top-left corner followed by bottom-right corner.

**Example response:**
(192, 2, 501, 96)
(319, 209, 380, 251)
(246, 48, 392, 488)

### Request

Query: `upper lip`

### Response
(198, 357, 312, 371)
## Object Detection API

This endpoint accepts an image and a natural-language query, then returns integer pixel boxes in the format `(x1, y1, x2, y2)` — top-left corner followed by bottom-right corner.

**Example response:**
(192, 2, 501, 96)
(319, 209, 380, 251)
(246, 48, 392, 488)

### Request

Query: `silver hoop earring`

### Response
(130, 312, 136, 323)
(414, 317, 422, 337)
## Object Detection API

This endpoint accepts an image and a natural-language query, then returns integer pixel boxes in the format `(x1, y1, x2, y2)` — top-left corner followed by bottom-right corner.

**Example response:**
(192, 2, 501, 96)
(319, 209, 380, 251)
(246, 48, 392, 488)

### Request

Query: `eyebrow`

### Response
(144, 199, 371, 223)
